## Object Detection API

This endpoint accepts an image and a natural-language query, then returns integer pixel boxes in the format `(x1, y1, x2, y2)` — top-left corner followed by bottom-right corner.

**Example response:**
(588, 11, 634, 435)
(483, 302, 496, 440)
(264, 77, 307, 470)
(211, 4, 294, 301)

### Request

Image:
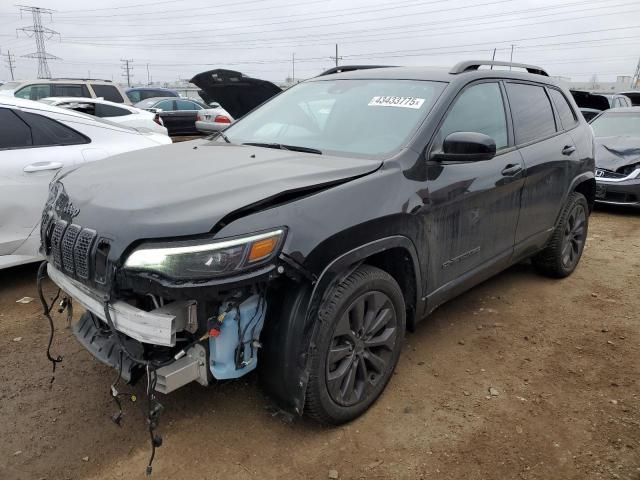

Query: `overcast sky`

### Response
(0, 0, 638, 85)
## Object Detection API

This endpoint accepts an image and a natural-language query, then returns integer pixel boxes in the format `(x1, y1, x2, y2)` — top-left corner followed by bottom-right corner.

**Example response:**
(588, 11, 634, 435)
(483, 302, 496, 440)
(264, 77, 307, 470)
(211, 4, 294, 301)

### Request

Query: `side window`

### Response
(15, 84, 51, 101)
(176, 99, 201, 111)
(156, 100, 175, 111)
(127, 90, 141, 103)
(506, 83, 557, 144)
(438, 82, 508, 150)
(94, 103, 131, 117)
(19, 111, 89, 146)
(90, 84, 125, 103)
(53, 84, 90, 97)
(548, 88, 578, 130)
(0, 108, 32, 149)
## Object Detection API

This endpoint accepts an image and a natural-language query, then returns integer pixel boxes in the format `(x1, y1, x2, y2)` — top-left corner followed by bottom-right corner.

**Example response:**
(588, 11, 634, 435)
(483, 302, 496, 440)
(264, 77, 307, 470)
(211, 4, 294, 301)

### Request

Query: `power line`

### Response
(121, 58, 133, 87)
(16, 4, 60, 79)
(3, 50, 16, 80)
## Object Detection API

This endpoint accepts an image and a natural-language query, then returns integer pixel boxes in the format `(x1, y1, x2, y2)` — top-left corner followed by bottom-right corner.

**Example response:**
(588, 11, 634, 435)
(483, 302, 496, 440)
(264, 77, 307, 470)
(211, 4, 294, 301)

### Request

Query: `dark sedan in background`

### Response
(135, 96, 232, 135)
(591, 107, 640, 207)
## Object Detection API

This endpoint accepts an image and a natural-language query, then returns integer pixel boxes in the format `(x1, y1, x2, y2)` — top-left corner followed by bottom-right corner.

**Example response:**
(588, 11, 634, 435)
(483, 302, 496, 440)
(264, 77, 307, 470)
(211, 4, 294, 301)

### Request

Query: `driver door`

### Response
(424, 81, 525, 293)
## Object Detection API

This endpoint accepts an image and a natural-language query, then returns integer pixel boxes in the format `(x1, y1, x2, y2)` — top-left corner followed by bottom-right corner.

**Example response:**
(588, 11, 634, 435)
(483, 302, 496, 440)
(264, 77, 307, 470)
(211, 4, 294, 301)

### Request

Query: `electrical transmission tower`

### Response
(121, 59, 134, 87)
(3, 51, 16, 80)
(17, 5, 60, 79)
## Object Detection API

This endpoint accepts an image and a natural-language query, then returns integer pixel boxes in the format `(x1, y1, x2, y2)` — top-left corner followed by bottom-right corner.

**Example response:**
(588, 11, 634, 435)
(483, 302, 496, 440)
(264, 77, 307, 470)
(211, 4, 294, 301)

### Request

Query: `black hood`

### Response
(55, 140, 381, 254)
(190, 69, 282, 119)
(595, 136, 640, 172)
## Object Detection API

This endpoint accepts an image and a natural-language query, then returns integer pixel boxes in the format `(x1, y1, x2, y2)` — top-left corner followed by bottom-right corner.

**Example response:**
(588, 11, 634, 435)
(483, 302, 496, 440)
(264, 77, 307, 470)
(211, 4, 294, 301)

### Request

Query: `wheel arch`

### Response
(259, 235, 422, 415)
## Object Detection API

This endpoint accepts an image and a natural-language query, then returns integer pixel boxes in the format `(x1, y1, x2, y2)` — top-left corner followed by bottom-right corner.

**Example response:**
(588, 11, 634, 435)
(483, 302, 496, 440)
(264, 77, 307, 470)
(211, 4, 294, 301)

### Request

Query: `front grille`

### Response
(62, 224, 82, 274)
(50, 220, 68, 269)
(47, 219, 99, 281)
(75, 229, 97, 279)
(597, 169, 625, 179)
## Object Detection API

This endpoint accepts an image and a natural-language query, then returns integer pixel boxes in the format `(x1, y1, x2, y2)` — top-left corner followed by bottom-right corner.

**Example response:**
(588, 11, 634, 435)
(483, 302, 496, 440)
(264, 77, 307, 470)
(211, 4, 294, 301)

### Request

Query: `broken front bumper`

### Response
(595, 168, 640, 207)
(48, 264, 185, 346)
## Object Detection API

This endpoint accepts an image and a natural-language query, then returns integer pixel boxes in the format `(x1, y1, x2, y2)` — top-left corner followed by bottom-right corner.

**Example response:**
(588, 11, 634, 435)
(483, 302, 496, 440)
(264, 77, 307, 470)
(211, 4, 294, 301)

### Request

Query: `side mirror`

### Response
(430, 132, 497, 162)
(209, 102, 220, 108)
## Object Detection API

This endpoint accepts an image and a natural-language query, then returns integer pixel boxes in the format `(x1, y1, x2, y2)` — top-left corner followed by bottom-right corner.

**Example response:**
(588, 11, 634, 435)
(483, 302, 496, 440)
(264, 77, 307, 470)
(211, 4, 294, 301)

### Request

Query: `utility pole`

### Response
(146, 63, 150, 85)
(3, 51, 16, 80)
(490, 48, 496, 69)
(16, 5, 60, 79)
(509, 44, 515, 69)
(121, 58, 133, 87)
(329, 44, 342, 68)
(631, 57, 640, 89)
(292, 53, 295, 83)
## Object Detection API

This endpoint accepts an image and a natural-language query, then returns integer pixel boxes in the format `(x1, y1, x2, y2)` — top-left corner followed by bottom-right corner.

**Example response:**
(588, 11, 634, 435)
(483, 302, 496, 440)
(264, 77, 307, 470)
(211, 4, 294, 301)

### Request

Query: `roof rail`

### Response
(318, 65, 395, 76)
(49, 78, 113, 82)
(450, 60, 549, 77)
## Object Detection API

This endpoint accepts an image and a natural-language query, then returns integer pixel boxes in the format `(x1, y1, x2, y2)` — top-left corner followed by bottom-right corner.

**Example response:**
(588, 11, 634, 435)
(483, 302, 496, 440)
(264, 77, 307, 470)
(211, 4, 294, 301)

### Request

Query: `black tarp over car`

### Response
(190, 69, 282, 119)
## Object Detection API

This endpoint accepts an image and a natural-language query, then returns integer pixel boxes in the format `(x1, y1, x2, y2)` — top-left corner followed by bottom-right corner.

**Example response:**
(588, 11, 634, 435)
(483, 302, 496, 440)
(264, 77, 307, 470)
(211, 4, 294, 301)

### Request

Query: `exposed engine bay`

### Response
(39, 262, 274, 475)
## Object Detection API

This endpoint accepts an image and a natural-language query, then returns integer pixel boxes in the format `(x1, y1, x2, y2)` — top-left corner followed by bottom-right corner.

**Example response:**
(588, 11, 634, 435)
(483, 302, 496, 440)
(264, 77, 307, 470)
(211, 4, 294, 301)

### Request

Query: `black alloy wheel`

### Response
(326, 290, 398, 407)
(305, 265, 406, 424)
(561, 202, 587, 270)
(532, 192, 589, 278)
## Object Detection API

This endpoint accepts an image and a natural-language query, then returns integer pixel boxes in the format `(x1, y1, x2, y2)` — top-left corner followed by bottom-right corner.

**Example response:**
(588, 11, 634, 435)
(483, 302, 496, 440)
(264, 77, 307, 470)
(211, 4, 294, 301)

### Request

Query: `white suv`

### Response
(0, 79, 130, 104)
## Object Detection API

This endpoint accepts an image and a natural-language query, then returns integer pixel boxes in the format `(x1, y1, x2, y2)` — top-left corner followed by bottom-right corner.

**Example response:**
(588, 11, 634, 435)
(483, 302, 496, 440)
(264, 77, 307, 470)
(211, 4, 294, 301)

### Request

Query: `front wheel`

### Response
(532, 192, 589, 278)
(305, 265, 406, 425)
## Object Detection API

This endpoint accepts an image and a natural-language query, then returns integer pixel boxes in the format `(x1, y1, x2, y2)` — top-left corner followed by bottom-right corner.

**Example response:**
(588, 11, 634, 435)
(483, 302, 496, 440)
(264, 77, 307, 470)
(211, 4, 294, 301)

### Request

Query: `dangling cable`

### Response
(36, 261, 64, 384)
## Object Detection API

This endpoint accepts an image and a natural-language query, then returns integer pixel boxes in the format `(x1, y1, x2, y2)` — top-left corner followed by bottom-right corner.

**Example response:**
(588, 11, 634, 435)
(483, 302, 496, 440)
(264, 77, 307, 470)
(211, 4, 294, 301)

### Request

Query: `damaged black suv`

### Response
(41, 61, 595, 426)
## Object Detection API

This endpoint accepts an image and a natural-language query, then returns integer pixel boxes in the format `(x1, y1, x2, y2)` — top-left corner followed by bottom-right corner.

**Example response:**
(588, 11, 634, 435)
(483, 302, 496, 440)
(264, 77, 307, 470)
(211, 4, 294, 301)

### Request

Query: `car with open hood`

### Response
(39, 61, 595, 470)
(591, 106, 640, 207)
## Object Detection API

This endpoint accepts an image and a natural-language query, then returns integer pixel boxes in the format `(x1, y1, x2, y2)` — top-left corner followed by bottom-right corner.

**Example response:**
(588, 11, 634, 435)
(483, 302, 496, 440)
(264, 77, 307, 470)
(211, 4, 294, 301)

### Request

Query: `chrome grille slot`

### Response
(74, 229, 96, 280)
(50, 220, 68, 269)
(62, 224, 82, 274)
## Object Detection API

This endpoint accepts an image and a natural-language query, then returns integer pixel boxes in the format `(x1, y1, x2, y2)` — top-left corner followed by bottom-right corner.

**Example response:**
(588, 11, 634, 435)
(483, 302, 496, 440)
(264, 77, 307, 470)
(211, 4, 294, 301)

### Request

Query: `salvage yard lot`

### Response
(0, 209, 638, 480)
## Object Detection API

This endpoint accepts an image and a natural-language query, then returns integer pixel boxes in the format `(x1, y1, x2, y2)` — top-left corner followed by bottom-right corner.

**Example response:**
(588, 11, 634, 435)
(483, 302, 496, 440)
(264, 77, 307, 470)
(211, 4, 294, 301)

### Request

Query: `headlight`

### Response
(123, 228, 285, 279)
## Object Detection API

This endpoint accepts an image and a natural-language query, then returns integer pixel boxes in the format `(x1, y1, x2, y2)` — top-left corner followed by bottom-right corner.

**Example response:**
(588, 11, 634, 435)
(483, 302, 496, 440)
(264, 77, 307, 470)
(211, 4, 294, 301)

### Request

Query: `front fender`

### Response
(259, 235, 421, 415)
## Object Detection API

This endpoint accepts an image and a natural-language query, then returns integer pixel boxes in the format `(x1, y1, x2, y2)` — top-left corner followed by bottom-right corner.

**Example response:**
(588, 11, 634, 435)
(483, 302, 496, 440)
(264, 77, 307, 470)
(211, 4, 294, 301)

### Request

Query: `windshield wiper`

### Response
(242, 142, 322, 155)
(209, 130, 231, 143)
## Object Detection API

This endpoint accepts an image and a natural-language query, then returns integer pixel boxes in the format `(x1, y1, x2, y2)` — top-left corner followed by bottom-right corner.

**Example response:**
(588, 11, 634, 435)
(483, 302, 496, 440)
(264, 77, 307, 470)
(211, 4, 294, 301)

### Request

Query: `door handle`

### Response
(501, 163, 523, 176)
(23, 161, 64, 173)
(562, 145, 576, 156)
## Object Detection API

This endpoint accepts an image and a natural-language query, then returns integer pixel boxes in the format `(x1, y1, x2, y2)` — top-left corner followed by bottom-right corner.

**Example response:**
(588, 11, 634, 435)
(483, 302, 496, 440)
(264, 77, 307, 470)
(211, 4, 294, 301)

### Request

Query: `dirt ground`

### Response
(1, 207, 638, 480)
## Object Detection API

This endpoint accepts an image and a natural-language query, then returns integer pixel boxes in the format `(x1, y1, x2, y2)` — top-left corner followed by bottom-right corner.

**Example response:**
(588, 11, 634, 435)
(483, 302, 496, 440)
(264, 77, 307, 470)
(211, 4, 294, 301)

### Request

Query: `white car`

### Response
(39, 97, 169, 136)
(0, 97, 172, 270)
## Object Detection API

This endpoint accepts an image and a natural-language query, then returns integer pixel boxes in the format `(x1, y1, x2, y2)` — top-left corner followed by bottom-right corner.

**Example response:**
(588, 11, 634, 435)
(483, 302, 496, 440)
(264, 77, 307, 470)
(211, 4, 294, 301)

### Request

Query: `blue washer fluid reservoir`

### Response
(209, 294, 266, 380)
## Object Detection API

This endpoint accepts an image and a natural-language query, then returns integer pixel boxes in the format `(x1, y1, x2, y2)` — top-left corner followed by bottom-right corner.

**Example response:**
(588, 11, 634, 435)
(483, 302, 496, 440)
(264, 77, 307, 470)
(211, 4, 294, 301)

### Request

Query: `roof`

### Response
(601, 106, 640, 113)
(307, 64, 559, 86)
(0, 96, 98, 119)
(126, 86, 178, 92)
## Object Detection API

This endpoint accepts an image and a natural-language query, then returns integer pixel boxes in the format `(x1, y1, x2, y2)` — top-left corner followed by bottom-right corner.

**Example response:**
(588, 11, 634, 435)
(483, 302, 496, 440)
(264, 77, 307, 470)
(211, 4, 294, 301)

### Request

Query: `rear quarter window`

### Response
(53, 84, 90, 97)
(18, 111, 89, 146)
(90, 84, 125, 103)
(506, 83, 557, 144)
(548, 88, 578, 130)
(0, 108, 32, 149)
(95, 103, 131, 117)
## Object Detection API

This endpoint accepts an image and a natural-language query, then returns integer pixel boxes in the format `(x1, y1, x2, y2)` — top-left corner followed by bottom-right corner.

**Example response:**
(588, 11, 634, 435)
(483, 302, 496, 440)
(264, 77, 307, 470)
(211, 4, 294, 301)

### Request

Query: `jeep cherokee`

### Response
(39, 60, 595, 432)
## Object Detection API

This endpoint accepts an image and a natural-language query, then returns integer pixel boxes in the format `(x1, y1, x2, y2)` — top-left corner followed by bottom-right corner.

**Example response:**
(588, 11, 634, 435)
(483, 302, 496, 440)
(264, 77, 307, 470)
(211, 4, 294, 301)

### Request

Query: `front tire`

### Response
(532, 192, 589, 278)
(305, 265, 406, 425)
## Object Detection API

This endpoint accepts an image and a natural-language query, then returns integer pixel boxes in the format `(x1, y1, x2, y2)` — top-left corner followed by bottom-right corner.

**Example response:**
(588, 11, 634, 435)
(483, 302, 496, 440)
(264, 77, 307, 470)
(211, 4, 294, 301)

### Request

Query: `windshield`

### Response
(221, 79, 445, 157)
(591, 112, 640, 137)
(0, 81, 21, 91)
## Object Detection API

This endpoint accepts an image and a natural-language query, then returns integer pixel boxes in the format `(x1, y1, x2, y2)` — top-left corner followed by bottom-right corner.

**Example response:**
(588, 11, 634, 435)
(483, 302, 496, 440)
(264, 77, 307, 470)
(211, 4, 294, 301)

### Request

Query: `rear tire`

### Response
(305, 265, 405, 425)
(532, 192, 589, 278)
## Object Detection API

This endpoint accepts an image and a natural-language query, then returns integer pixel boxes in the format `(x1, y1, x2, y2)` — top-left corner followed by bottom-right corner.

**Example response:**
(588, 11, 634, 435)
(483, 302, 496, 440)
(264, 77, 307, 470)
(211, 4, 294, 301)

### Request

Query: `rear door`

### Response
(505, 82, 574, 245)
(425, 81, 525, 289)
(173, 99, 200, 134)
(155, 100, 179, 133)
(0, 108, 88, 256)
